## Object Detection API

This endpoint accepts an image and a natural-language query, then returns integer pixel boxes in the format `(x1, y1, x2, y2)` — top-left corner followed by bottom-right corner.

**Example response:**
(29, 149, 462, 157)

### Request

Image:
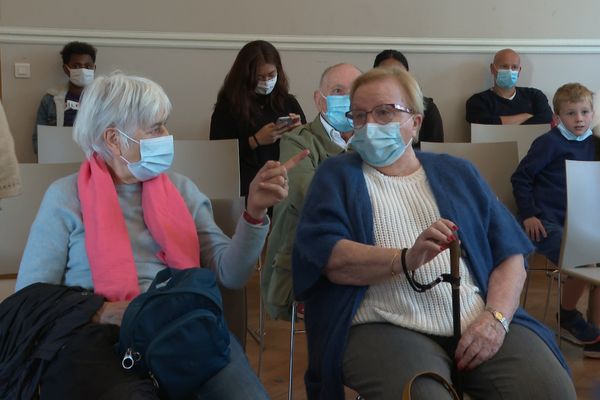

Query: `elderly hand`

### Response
(92, 300, 130, 326)
(523, 216, 547, 242)
(246, 149, 310, 220)
(455, 310, 506, 371)
(405, 218, 458, 271)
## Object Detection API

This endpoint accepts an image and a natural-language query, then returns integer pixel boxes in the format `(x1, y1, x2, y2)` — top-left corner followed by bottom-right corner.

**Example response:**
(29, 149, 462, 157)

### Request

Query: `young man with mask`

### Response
(262, 63, 361, 320)
(466, 48, 552, 125)
(33, 41, 97, 154)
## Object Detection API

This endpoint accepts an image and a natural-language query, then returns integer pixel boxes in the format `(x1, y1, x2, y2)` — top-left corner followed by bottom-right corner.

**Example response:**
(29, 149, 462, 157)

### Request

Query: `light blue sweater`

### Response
(16, 172, 268, 293)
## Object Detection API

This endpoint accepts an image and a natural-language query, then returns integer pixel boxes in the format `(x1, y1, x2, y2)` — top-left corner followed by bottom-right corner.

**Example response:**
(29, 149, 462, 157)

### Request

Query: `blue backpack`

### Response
(117, 267, 230, 399)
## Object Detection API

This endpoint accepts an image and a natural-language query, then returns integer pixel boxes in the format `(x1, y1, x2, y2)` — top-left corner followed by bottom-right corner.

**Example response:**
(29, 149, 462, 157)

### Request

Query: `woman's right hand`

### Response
(405, 219, 458, 271)
(253, 122, 289, 147)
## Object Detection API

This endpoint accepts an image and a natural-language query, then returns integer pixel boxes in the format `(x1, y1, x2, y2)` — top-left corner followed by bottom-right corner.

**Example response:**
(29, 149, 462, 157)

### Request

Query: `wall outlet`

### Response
(14, 63, 31, 78)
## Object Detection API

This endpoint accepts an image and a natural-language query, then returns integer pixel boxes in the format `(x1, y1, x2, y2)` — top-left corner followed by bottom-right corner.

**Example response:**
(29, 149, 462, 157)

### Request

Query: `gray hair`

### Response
(73, 72, 172, 160)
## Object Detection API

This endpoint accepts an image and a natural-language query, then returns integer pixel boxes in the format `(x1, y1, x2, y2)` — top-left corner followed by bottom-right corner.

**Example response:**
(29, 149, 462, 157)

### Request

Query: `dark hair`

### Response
(373, 49, 409, 70)
(61, 41, 97, 64)
(216, 40, 290, 126)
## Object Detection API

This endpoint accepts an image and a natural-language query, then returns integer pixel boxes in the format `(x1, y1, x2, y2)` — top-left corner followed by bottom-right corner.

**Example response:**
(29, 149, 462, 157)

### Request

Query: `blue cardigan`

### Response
(292, 151, 567, 400)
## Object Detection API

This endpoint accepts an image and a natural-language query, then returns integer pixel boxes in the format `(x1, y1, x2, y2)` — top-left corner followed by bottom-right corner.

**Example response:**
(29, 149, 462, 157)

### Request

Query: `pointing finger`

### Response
(282, 149, 310, 171)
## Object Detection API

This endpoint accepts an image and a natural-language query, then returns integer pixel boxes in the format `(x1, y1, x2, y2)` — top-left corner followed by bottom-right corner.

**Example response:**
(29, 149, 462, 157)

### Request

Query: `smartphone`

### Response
(275, 116, 293, 128)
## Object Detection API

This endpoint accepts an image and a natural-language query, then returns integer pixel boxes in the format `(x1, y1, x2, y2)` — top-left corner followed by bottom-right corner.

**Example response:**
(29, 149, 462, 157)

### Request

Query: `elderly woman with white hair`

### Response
(16, 72, 305, 399)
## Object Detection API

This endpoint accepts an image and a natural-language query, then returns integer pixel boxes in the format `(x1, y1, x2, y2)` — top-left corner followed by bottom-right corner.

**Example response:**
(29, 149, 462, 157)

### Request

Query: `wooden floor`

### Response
(244, 263, 600, 400)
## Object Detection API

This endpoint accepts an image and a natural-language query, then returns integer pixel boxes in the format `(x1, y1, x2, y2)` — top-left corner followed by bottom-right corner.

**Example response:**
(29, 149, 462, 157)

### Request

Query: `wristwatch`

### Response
(486, 306, 510, 333)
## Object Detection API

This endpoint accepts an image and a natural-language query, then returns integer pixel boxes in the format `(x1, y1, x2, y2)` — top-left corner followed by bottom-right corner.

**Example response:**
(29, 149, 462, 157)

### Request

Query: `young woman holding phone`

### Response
(210, 40, 306, 196)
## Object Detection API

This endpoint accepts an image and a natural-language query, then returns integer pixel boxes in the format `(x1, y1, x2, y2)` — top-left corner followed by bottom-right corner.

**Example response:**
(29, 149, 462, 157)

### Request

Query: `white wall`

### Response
(2, 0, 600, 162)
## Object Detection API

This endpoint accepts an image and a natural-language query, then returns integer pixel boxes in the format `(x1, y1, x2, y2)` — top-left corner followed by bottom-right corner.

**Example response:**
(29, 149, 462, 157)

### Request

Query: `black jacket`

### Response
(0, 283, 103, 399)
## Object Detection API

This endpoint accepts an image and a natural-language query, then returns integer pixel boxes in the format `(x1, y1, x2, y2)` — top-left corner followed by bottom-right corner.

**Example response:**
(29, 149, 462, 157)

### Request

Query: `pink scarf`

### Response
(78, 154, 199, 301)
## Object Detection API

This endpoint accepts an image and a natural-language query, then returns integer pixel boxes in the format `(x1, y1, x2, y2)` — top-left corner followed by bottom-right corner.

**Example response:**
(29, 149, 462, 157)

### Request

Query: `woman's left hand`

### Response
(246, 149, 310, 220)
(454, 311, 506, 371)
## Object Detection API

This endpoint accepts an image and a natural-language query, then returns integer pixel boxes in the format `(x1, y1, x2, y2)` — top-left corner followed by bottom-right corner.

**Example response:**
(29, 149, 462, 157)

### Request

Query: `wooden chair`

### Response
(420, 141, 519, 214)
(0, 163, 80, 299)
(171, 139, 240, 199)
(37, 134, 241, 201)
(556, 160, 600, 343)
(37, 126, 84, 164)
(211, 197, 248, 349)
(470, 123, 548, 161)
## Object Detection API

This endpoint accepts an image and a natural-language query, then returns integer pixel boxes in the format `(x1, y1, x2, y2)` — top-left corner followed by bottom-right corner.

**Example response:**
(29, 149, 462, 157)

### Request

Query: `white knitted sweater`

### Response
(352, 164, 484, 336)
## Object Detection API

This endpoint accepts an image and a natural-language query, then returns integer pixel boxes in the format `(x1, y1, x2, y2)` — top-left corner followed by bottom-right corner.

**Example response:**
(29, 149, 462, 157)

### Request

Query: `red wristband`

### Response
(243, 210, 264, 225)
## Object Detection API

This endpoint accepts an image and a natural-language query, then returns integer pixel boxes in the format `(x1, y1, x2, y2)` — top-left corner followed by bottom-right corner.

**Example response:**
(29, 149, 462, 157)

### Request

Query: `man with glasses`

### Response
(33, 41, 97, 155)
(466, 48, 552, 125)
(263, 63, 361, 320)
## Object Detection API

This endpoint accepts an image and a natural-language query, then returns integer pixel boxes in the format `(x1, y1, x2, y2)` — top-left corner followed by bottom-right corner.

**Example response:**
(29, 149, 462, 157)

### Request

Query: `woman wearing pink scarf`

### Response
(16, 72, 307, 399)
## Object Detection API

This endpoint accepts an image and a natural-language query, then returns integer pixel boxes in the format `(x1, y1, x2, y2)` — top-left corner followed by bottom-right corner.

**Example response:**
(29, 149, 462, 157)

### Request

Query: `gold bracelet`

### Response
(390, 251, 401, 277)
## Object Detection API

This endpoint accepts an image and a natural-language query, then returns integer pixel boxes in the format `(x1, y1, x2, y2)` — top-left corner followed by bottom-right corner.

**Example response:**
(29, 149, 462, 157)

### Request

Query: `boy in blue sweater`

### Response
(512, 83, 600, 357)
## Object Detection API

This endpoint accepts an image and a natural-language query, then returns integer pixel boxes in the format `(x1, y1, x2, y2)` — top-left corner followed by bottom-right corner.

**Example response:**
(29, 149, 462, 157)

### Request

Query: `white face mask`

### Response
(69, 68, 95, 87)
(255, 75, 277, 95)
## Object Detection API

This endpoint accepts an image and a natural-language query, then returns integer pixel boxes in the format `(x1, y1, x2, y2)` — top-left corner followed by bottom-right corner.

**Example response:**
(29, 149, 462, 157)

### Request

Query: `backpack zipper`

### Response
(121, 347, 141, 369)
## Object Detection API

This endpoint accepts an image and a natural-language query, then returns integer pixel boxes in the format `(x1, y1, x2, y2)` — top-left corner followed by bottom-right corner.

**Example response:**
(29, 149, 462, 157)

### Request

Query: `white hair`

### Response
(73, 72, 172, 160)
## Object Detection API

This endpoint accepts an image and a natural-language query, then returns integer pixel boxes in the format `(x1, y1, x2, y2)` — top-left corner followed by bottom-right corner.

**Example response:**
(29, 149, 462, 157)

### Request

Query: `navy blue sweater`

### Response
(466, 87, 552, 125)
(511, 128, 597, 224)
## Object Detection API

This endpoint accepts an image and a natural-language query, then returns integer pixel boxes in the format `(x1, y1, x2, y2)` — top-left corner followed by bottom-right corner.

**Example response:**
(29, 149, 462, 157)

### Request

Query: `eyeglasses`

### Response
(345, 104, 413, 129)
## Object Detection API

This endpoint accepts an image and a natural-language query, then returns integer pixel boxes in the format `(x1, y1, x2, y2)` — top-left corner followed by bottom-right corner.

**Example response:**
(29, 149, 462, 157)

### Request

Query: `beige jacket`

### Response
(0, 102, 22, 199)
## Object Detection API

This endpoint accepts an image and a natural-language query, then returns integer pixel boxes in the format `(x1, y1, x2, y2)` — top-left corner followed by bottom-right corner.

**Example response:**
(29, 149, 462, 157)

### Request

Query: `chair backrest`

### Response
(171, 139, 240, 199)
(559, 160, 600, 274)
(210, 197, 247, 349)
(37, 125, 84, 163)
(420, 141, 519, 214)
(0, 163, 80, 276)
(470, 123, 548, 161)
(37, 135, 241, 200)
(33, 134, 241, 228)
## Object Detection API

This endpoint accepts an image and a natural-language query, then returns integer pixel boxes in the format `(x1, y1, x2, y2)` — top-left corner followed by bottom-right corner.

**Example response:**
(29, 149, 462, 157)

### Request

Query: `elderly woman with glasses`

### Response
(292, 67, 575, 400)
(15, 72, 306, 399)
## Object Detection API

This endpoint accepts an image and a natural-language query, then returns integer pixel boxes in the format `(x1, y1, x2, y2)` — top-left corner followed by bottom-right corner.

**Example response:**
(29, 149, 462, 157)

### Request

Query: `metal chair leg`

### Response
(288, 302, 297, 400)
(542, 269, 557, 322)
(557, 271, 562, 348)
(247, 255, 266, 377)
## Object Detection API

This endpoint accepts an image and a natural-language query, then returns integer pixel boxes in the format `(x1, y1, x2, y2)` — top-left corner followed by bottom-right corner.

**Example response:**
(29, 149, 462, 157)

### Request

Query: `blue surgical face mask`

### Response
(495, 69, 519, 89)
(350, 119, 414, 167)
(118, 129, 174, 181)
(321, 93, 353, 132)
(557, 121, 593, 142)
(255, 75, 277, 95)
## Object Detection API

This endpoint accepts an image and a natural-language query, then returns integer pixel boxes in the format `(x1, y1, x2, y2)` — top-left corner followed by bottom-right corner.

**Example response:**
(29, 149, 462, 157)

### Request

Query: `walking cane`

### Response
(402, 239, 463, 400)
(448, 239, 463, 399)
